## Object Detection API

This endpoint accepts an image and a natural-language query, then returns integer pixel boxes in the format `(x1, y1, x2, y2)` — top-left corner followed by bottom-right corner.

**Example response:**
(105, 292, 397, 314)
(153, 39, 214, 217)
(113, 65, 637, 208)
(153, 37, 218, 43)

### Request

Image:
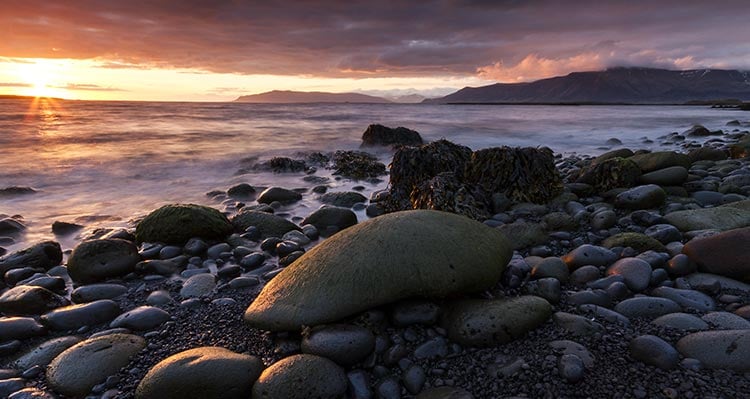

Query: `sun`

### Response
(17, 59, 68, 98)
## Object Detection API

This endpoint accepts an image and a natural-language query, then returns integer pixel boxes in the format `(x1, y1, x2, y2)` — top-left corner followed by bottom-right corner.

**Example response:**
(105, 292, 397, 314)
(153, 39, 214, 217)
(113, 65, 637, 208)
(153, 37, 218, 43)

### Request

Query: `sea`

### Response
(0, 98, 747, 252)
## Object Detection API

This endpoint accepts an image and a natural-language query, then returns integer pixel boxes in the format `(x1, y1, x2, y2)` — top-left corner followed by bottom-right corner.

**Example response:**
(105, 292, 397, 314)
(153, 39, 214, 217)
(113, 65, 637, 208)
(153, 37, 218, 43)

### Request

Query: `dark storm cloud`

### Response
(1, 0, 748, 80)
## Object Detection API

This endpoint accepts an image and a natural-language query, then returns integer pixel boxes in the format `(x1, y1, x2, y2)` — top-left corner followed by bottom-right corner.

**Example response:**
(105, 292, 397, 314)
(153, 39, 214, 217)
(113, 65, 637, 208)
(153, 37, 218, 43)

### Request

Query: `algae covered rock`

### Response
(602, 232, 666, 253)
(331, 150, 386, 179)
(409, 172, 489, 220)
(441, 296, 552, 347)
(135, 204, 232, 245)
(135, 347, 263, 399)
(576, 157, 642, 191)
(244, 210, 511, 331)
(361, 124, 423, 147)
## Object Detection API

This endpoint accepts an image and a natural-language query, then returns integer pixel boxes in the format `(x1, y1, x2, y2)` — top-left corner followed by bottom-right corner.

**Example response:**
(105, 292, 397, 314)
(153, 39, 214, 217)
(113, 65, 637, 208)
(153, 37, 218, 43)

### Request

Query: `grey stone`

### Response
(664, 205, 750, 232)
(701, 312, 750, 330)
(257, 187, 302, 204)
(562, 245, 617, 269)
(651, 286, 715, 312)
(606, 258, 652, 292)
(180, 274, 216, 298)
(677, 330, 750, 371)
(652, 313, 709, 331)
(301, 324, 375, 366)
(403, 365, 426, 395)
(553, 312, 603, 336)
(630, 335, 679, 370)
(644, 224, 682, 244)
(319, 192, 367, 208)
(0, 285, 69, 315)
(0, 241, 62, 275)
(251, 354, 347, 399)
(639, 166, 688, 186)
(549, 340, 595, 368)
(578, 304, 630, 326)
(135, 347, 263, 399)
(110, 306, 171, 331)
(559, 354, 585, 383)
(391, 299, 441, 327)
(0, 317, 46, 341)
(13, 336, 81, 370)
(41, 300, 121, 331)
(71, 284, 128, 303)
(416, 387, 474, 399)
(135, 204, 233, 245)
(231, 210, 301, 239)
(531, 257, 569, 283)
(614, 184, 666, 209)
(47, 334, 146, 398)
(614, 297, 681, 319)
(66, 239, 140, 283)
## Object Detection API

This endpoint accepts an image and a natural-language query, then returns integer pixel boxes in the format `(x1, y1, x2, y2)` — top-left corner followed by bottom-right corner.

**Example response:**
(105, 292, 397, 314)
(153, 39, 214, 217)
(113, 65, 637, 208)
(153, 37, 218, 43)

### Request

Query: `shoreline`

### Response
(1, 120, 750, 397)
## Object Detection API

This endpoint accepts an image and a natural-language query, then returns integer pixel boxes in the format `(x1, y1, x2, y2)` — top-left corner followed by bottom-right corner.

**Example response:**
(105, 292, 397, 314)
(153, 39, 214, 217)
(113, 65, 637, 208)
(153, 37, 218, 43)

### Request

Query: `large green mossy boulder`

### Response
(231, 210, 301, 238)
(136, 347, 263, 399)
(135, 204, 232, 245)
(244, 210, 512, 331)
(628, 151, 691, 173)
(441, 296, 552, 347)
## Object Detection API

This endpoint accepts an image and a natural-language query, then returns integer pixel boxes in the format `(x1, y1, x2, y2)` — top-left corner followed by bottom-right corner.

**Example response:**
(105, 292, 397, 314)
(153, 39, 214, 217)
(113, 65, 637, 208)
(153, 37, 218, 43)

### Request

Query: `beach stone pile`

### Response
(1, 120, 750, 397)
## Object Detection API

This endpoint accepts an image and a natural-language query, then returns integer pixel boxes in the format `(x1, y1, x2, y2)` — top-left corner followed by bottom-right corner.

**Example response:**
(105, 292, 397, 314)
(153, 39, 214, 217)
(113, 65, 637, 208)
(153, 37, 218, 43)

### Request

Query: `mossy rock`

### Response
(576, 157, 642, 191)
(232, 210, 301, 238)
(628, 151, 691, 173)
(592, 148, 635, 165)
(602, 232, 666, 252)
(244, 210, 512, 331)
(135, 204, 232, 245)
(730, 135, 750, 159)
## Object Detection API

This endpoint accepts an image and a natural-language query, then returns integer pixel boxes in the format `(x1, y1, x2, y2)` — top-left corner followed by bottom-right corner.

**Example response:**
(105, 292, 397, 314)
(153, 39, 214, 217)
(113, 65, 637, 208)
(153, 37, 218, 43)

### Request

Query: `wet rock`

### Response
(71, 284, 128, 303)
(361, 124, 423, 147)
(135, 204, 233, 245)
(46, 334, 146, 398)
(442, 296, 551, 346)
(8, 387, 57, 398)
(0, 218, 26, 236)
(0, 186, 36, 197)
(110, 306, 171, 331)
(652, 313, 709, 330)
(614, 184, 666, 209)
(629, 335, 679, 370)
(682, 227, 750, 281)
(13, 336, 81, 370)
(614, 297, 681, 319)
(257, 187, 302, 204)
(606, 258, 652, 292)
(0, 285, 69, 315)
(0, 241, 62, 275)
(319, 191, 367, 208)
(576, 157, 642, 191)
(252, 354, 347, 399)
(677, 330, 750, 371)
(231, 210, 301, 238)
(562, 244, 617, 269)
(331, 150, 387, 180)
(51, 221, 84, 236)
(301, 207, 358, 233)
(180, 274, 215, 298)
(651, 286, 715, 311)
(0, 317, 46, 341)
(66, 239, 140, 283)
(245, 210, 511, 331)
(42, 300, 121, 331)
(301, 324, 375, 366)
(664, 203, 750, 231)
(135, 347, 263, 399)
(227, 183, 256, 199)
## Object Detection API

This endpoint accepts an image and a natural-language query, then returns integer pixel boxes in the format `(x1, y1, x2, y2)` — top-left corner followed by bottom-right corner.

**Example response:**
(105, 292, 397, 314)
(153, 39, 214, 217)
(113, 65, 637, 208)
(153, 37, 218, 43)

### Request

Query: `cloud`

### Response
(0, 0, 748, 81)
(0, 82, 32, 87)
(54, 83, 126, 92)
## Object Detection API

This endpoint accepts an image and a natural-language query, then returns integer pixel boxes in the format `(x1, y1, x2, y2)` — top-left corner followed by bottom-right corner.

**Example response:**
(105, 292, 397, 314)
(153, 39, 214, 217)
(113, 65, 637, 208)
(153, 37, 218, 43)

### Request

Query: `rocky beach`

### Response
(2, 118, 750, 399)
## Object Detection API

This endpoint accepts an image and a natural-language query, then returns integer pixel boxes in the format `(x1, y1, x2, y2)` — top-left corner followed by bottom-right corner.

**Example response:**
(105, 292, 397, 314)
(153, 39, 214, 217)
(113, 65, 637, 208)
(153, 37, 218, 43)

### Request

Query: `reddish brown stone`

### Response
(683, 227, 750, 282)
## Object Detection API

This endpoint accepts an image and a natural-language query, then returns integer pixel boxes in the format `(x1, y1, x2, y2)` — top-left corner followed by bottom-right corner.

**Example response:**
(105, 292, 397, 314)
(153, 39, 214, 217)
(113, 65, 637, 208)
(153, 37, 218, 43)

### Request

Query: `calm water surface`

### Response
(0, 98, 746, 251)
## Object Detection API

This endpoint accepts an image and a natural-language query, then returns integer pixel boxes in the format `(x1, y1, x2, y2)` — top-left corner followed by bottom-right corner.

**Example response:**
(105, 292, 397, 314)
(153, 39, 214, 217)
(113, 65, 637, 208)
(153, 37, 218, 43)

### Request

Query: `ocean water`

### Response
(0, 98, 746, 251)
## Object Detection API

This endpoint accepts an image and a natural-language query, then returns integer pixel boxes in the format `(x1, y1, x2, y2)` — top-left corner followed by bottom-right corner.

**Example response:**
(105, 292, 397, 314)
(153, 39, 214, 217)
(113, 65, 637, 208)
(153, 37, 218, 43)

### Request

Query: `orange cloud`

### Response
(477, 53, 607, 82)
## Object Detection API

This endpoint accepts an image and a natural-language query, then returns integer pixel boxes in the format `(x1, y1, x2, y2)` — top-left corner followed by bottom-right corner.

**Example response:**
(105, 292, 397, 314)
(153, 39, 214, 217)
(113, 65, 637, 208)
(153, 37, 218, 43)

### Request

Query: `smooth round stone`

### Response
(553, 312, 603, 336)
(701, 312, 750, 329)
(614, 297, 681, 320)
(692, 190, 724, 206)
(66, 239, 141, 283)
(666, 254, 695, 276)
(562, 245, 617, 269)
(567, 290, 611, 308)
(228, 276, 260, 289)
(347, 370, 372, 399)
(606, 281, 631, 301)
(146, 290, 174, 306)
(206, 243, 231, 260)
(110, 306, 171, 331)
(184, 238, 208, 255)
(135, 347, 263, 399)
(71, 284, 128, 303)
(23, 276, 65, 292)
(523, 278, 561, 304)
(158, 246, 182, 259)
(403, 365, 426, 394)
(0, 317, 46, 341)
(682, 227, 750, 282)
(0, 285, 69, 315)
(606, 258, 652, 292)
(531, 257, 569, 283)
(652, 313, 708, 330)
(677, 330, 750, 371)
(301, 206, 358, 233)
(0, 241, 62, 275)
(9, 387, 57, 398)
(232, 210, 301, 239)
(650, 286, 715, 312)
(416, 387, 473, 399)
(629, 335, 679, 370)
(614, 185, 666, 210)
(578, 304, 629, 326)
(391, 299, 441, 327)
(375, 376, 400, 399)
(558, 353, 585, 383)
(0, 379, 25, 398)
(41, 300, 121, 331)
(281, 230, 311, 246)
(275, 241, 301, 257)
(47, 334, 146, 398)
(257, 187, 302, 204)
(301, 324, 375, 366)
(664, 205, 750, 232)
(639, 166, 688, 186)
(644, 224, 681, 244)
(239, 253, 265, 269)
(569, 266, 601, 286)
(549, 340, 595, 368)
(414, 337, 448, 360)
(591, 210, 617, 231)
(13, 336, 81, 370)
(252, 354, 347, 399)
(442, 296, 551, 346)
(180, 274, 216, 298)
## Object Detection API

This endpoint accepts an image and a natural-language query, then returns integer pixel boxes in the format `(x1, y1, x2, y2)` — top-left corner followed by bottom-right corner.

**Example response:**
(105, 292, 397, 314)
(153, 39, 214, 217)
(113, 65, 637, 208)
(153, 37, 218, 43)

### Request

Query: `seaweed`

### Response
(331, 150, 387, 180)
(409, 172, 489, 220)
(576, 157, 641, 191)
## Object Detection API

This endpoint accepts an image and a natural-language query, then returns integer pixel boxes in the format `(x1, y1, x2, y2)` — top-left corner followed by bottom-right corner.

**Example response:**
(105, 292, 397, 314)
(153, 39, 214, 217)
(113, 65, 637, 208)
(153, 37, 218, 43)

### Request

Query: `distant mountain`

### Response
(424, 67, 750, 104)
(234, 90, 391, 103)
(384, 94, 427, 103)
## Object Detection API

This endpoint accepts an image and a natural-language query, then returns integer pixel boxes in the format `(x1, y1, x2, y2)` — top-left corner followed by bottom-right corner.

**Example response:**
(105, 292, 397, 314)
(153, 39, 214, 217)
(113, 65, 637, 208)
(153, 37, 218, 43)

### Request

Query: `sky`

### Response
(0, 0, 748, 101)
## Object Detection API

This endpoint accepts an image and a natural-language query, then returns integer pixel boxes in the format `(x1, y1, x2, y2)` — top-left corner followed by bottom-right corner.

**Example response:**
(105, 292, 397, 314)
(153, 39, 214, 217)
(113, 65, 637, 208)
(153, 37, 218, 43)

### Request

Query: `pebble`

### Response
(549, 340, 595, 368)
(206, 243, 231, 259)
(110, 306, 171, 331)
(375, 376, 401, 399)
(652, 312, 709, 330)
(0, 379, 25, 398)
(530, 257, 569, 283)
(606, 258, 652, 292)
(180, 273, 216, 298)
(553, 312, 603, 336)
(71, 284, 128, 303)
(650, 286, 715, 311)
(562, 244, 617, 269)
(42, 300, 121, 331)
(414, 337, 449, 360)
(301, 324, 375, 366)
(403, 365, 426, 394)
(391, 299, 441, 327)
(614, 297, 681, 319)
(629, 335, 679, 370)
(13, 335, 81, 370)
(184, 238, 208, 255)
(347, 370, 373, 399)
(0, 285, 69, 315)
(701, 311, 750, 329)
(558, 353, 585, 383)
(569, 265, 601, 286)
(578, 304, 630, 326)
(146, 290, 174, 305)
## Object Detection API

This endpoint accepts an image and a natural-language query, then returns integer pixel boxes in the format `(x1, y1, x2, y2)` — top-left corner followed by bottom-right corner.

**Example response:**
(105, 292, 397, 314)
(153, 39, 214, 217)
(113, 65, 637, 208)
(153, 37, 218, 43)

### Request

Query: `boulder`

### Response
(301, 207, 357, 233)
(135, 347, 263, 399)
(331, 150, 387, 180)
(639, 166, 689, 186)
(628, 151, 691, 173)
(361, 124, 423, 147)
(0, 241, 62, 274)
(319, 192, 367, 208)
(66, 239, 140, 283)
(664, 206, 750, 232)
(614, 184, 666, 209)
(47, 334, 145, 397)
(441, 296, 551, 347)
(257, 187, 302, 204)
(684, 124, 720, 137)
(576, 157, 642, 191)
(232, 210, 301, 238)
(301, 324, 375, 366)
(244, 210, 511, 331)
(677, 330, 750, 371)
(252, 354, 346, 399)
(687, 147, 727, 163)
(135, 204, 232, 245)
(682, 227, 750, 281)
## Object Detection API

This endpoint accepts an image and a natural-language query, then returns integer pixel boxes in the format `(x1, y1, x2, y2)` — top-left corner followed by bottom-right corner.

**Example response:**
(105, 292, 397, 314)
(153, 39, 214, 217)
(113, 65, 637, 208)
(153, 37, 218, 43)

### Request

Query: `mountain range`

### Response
(424, 67, 750, 104)
(234, 90, 391, 103)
